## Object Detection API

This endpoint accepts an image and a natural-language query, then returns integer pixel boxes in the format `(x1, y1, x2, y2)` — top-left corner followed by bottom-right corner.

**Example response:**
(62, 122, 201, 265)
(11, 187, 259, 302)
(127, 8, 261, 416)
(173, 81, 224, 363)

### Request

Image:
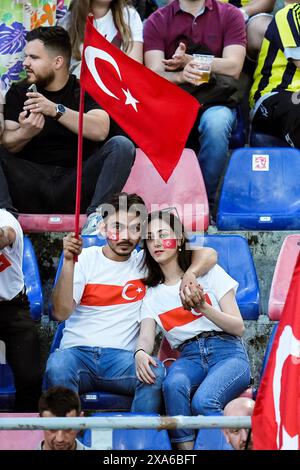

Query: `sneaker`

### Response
(81, 212, 103, 235)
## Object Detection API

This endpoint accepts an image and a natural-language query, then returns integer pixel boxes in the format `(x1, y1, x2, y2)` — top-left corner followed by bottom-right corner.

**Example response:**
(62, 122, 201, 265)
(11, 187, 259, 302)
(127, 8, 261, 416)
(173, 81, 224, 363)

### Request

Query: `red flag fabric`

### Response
(80, 16, 200, 182)
(252, 253, 300, 450)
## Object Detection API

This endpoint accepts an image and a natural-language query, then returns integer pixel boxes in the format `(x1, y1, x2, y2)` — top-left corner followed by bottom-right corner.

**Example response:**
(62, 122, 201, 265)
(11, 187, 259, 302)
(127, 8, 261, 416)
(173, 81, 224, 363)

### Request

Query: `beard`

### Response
(26, 69, 55, 89)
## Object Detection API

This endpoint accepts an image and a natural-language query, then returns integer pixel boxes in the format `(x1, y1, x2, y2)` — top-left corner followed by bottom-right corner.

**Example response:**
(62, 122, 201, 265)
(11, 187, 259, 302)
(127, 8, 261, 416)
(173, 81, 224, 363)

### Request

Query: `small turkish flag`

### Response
(0, 253, 11, 272)
(162, 239, 177, 249)
(80, 279, 145, 306)
(80, 16, 200, 182)
(106, 230, 119, 241)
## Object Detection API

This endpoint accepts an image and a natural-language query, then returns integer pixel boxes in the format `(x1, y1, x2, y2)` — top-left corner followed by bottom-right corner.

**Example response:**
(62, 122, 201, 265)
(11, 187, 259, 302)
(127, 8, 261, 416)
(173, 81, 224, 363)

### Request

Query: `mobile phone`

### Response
(25, 84, 37, 117)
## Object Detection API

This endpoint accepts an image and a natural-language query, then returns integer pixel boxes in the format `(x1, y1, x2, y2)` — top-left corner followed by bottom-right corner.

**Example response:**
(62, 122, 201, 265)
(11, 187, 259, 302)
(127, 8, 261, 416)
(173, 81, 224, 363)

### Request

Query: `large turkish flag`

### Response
(80, 16, 200, 182)
(252, 253, 300, 450)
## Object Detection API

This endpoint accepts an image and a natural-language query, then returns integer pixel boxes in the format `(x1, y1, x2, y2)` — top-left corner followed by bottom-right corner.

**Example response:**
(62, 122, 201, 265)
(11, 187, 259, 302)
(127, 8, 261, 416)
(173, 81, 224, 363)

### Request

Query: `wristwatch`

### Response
(54, 103, 66, 120)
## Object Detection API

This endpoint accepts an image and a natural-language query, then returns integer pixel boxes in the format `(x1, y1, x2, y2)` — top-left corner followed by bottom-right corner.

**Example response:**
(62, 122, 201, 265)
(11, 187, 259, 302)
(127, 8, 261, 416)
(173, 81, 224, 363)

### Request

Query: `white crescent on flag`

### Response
(84, 46, 121, 100)
(273, 325, 300, 449)
(84, 46, 139, 111)
(122, 283, 137, 301)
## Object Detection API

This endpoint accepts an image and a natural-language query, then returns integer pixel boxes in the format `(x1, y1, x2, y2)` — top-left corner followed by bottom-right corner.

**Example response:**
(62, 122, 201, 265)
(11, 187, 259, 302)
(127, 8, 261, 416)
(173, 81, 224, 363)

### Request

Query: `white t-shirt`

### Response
(140, 264, 239, 349)
(60, 7, 143, 77)
(60, 246, 146, 351)
(0, 210, 24, 301)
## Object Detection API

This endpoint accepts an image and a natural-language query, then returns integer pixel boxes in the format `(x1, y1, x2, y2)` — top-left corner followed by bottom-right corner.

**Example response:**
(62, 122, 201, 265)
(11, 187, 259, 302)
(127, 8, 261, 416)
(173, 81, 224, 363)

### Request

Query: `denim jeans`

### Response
(162, 334, 251, 443)
(0, 136, 135, 214)
(45, 346, 165, 413)
(198, 106, 237, 206)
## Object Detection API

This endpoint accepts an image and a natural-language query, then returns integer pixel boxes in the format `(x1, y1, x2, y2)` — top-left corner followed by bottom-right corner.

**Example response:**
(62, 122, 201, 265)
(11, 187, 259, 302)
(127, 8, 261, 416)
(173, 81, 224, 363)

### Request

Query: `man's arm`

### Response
(0, 226, 16, 250)
(180, 247, 217, 309)
(51, 234, 82, 322)
(243, 0, 275, 18)
(2, 112, 45, 154)
(144, 50, 186, 84)
(24, 91, 110, 141)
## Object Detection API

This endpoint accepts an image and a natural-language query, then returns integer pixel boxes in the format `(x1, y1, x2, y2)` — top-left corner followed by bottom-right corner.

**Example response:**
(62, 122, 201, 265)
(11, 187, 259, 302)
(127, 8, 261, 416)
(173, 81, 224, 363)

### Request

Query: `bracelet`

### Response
(134, 348, 146, 357)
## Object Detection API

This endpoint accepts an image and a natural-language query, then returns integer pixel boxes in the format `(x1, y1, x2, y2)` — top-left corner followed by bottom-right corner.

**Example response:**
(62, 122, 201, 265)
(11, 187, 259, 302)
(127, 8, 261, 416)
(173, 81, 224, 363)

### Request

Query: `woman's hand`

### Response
(135, 350, 157, 384)
(180, 271, 204, 310)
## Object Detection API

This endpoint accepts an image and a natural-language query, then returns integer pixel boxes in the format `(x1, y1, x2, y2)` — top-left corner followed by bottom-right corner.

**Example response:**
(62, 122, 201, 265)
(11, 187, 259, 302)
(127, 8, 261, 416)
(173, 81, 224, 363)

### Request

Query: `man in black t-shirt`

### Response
(0, 26, 135, 233)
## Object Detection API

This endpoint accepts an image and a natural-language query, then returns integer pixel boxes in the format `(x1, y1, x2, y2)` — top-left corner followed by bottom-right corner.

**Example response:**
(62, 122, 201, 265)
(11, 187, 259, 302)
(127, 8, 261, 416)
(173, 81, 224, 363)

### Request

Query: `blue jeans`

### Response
(198, 106, 237, 205)
(45, 346, 165, 413)
(162, 334, 251, 443)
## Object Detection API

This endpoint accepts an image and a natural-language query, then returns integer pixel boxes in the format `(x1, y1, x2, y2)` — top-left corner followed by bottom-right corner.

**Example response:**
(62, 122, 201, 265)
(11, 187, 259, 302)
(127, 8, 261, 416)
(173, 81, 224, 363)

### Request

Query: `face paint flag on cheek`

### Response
(162, 239, 177, 249)
(106, 231, 119, 241)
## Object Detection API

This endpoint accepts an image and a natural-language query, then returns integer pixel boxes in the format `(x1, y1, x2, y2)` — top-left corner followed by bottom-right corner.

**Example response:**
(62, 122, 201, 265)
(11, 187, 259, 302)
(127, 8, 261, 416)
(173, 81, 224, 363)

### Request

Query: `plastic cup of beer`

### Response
(192, 54, 214, 85)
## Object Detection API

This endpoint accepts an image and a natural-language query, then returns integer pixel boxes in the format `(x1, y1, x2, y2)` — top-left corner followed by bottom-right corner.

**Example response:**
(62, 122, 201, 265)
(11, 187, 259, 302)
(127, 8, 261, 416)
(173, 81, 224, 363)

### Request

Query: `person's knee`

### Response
(199, 108, 235, 138)
(163, 370, 190, 395)
(192, 392, 220, 416)
(151, 359, 165, 386)
(45, 351, 77, 388)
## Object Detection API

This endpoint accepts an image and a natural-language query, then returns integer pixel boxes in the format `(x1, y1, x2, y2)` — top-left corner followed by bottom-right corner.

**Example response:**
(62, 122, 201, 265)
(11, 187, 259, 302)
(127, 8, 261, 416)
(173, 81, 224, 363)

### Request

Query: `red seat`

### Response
(19, 148, 209, 233)
(0, 413, 43, 450)
(268, 234, 300, 320)
(124, 148, 209, 232)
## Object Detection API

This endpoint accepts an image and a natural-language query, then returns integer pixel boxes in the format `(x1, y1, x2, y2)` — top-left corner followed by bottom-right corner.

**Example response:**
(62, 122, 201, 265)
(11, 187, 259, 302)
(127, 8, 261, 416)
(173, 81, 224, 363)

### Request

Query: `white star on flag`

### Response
(136, 287, 143, 293)
(122, 88, 139, 112)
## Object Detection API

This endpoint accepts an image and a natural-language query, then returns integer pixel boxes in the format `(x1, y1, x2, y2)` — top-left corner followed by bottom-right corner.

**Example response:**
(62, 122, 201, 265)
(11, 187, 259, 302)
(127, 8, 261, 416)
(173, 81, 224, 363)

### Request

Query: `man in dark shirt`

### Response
(0, 26, 135, 233)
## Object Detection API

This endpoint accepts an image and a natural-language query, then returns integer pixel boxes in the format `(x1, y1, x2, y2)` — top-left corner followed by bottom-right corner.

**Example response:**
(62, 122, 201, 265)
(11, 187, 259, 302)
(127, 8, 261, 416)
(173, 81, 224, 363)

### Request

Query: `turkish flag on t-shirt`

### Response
(80, 16, 200, 182)
(0, 253, 11, 272)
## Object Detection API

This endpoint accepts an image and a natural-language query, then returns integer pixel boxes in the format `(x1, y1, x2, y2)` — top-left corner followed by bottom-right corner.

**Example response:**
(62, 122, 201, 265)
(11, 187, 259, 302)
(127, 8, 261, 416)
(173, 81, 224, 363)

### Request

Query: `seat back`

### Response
(194, 428, 233, 450)
(229, 106, 246, 149)
(0, 413, 43, 450)
(23, 236, 43, 321)
(268, 235, 300, 320)
(217, 147, 300, 230)
(81, 412, 172, 450)
(249, 131, 288, 148)
(191, 234, 260, 319)
(123, 148, 209, 231)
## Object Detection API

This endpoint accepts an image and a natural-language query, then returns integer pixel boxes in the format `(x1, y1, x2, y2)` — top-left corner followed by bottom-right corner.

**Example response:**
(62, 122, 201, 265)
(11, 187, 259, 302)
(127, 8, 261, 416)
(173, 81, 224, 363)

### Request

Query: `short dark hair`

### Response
(39, 386, 81, 417)
(101, 192, 146, 221)
(26, 26, 71, 66)
(143, 211, 192, 287)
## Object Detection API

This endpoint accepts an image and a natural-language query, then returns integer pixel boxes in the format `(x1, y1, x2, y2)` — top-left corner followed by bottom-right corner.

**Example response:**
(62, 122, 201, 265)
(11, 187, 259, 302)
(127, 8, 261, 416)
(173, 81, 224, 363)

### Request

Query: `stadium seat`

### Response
(0, 413, 42, 450)
(48, 322, 133, 411)
(123, 148, 209, 232)
(23, 236, 43, 321)
(268, 235, 300, 321)
(18, 148, 209, 233)
(229, 106, 246, 149)
(217, 147, 300, 230)
(0, 236, 43, 410)
(194, 428, 233, 450)
(249, 131, 288, 148)
(81, 412, 172, 450)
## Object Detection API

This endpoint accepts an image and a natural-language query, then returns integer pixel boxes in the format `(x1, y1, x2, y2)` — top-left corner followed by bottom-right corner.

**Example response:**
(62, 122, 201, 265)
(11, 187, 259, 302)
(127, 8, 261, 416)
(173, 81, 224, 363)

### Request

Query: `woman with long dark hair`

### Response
(59, 0, 143, 76)
(135, 211, 251, 450)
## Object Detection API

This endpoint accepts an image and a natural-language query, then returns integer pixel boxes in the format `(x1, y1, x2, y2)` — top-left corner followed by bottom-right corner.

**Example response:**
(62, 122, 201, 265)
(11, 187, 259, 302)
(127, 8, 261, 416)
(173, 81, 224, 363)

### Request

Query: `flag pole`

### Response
(74, 86, 85, 261)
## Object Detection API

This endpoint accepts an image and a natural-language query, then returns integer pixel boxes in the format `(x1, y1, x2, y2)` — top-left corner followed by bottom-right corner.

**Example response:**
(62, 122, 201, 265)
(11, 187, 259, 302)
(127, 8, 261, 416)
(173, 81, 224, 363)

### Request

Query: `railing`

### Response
(0, 416, 251, 430)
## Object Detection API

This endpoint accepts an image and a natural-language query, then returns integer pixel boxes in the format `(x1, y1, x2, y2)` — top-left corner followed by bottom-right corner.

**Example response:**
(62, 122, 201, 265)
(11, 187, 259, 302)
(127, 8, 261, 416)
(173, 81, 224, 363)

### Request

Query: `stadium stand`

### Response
(217, 147, 300, 230)
(0, 413, 42, 450)
(81, 412, 171, 450)
(18, 149, 209, 233)
(0, 236, 43, 410)
(268, 235, 300, 321)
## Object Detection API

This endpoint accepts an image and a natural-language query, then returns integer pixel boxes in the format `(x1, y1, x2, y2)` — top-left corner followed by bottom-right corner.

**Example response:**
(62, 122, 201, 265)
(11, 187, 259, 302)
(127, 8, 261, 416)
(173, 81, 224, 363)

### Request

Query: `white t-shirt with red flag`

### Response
(0, 209, 24, 301)
(60, 246, 146, 351)
(140, 264, 238, 349)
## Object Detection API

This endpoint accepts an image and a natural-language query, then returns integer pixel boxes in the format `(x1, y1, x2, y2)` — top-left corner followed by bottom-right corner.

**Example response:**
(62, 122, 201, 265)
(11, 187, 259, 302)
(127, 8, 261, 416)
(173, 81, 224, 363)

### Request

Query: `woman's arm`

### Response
(135, 318, 158, 384)
(198, 289, 245, 337)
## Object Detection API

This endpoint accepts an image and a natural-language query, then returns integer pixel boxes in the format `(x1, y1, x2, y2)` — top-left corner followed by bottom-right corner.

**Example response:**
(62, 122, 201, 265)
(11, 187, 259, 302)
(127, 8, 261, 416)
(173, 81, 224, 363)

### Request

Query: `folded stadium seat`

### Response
(81, 412, 172, 450)
(18, 148, 209, 233)
(123, 148, 209, 232)
(0, 413, 43, 450)
(49, 322, 133, 412)
(268, 235, 300, 321)
(229, 106, 246, 149)
(249, 131, 288, 148)
(217, 147, 300, 230)
(0, 236, 43, 410)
